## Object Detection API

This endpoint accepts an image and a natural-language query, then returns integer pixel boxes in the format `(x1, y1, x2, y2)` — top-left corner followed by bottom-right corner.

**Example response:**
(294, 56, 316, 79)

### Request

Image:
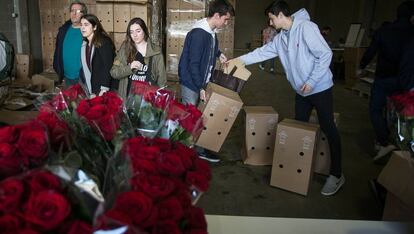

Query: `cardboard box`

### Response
(196, 83, 243, 152)
(113, 3, 131, 32)
(242, 106, 278, 166)
(309, 111, 340, 175)
(15, 54, 33, 79)
(270, 119, 319, 196)
(96, 2, 114, 32)
(383, 193, 414, 221)
(344, 47, 365, 88)
(378, 151, 414, 221)
(224, 58, 250, 81)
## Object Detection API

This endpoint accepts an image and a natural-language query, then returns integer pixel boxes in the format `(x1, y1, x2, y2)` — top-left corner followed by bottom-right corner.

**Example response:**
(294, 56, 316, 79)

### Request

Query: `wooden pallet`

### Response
(351, 80, 371, 98)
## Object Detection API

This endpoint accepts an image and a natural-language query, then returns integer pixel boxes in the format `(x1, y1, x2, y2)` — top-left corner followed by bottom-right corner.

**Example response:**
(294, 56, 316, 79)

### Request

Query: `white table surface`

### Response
(206, 215, 414, 234)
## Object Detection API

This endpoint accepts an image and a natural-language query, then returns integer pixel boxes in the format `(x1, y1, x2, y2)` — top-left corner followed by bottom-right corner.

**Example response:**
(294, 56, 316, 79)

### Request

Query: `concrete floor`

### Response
(197, 59, 386, 220)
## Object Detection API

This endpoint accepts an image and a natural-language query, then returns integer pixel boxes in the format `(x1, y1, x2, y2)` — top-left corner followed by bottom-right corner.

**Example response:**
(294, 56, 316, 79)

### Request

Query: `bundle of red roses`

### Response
(0, 169, 92, 234)
(38, 83, 87, 113)
(388, 91, 414, 155)
(95, 136, 211, 234)
(126, 81, 174, 138)
(160, 100, 204, 146)
(0, 121, 49, 180)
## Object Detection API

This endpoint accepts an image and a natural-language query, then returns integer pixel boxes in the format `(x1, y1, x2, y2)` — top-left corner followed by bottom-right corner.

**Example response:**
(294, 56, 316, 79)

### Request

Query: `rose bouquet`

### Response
(94, 136, 211, 233)
(0, 169, 93, 233)
(126, 81, 174, 138)
(159, 100, 204, 146)
(0, 121, 49, 180)
(388, 91, 414, 156)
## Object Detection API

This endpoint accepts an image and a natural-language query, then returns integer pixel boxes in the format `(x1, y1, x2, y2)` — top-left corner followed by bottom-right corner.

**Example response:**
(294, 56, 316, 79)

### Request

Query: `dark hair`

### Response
(207, 0, 235, 17)
(80, 14, 110, 48)
(123, 17, 150, 63)
(397, 0, 414, 19)
(265, 0, 291, 17)
(322, 26, 332, 31)
(70, 1, 88, 14)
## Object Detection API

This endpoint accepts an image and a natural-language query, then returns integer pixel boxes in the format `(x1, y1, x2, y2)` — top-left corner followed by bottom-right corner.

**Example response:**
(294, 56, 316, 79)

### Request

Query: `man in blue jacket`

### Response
(53, 1, 87, 87)
(179, 0, 234, 163)
(234, 1, 343, 196)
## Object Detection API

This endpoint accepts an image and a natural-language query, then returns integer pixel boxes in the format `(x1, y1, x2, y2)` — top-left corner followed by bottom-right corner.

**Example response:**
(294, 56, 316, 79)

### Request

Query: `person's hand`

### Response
(130, 61, 143, 71)
(356, 69, 364, 78)
(300, 83, 312, 94)
(98, 89, 108, 96)
(219, 53, 228, 63)
(199, 89, 206, 102)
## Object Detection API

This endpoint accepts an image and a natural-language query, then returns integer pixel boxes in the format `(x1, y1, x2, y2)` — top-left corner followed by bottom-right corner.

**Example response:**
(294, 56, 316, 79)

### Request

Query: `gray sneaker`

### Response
(373, 144, 397, 162)
(321, 174, 345, 196)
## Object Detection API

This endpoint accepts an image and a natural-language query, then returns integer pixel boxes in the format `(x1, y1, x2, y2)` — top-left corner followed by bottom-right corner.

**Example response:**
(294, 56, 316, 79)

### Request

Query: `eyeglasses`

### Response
(70, 9, 82, 14)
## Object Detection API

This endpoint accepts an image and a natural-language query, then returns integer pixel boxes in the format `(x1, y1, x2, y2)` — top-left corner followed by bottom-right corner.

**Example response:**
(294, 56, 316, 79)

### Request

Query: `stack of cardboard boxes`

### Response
(95, 0, 152, 51)
(166, 0, 236, 81)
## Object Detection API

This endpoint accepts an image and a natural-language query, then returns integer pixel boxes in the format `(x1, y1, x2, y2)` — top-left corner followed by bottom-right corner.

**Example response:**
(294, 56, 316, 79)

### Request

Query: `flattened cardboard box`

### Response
(270, 119, 319, 196)
(378, 151, 414, 220)
(309, 111, 340, 175)
(383, 192, 414, 221)
(242, 106, 278, 166)
(196, 83, 243, 152)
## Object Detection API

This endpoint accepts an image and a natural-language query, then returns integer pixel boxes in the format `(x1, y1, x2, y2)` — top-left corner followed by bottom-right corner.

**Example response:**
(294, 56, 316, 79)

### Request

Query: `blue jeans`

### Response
(180, 85, 199, 105)
(369, 78, 399, 146)
(295, 88, 342, 177)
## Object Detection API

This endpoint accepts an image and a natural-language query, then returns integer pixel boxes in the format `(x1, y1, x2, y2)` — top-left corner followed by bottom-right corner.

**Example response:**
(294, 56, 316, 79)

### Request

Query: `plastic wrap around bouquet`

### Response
(0, 168, 95, 233)
(388, 91, 414, 156)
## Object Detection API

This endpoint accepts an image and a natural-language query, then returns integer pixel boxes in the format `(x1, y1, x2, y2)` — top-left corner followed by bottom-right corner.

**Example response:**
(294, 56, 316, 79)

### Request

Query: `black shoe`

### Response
(198, 151, 220, 163)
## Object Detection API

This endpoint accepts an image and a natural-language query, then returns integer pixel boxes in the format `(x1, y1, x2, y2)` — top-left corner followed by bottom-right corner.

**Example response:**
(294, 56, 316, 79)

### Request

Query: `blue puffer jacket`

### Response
(179, 19, 221, 93)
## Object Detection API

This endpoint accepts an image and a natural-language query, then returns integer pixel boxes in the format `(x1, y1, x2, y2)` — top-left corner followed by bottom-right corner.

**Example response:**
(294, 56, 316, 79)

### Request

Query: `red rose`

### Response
(19, 229, 39, 234)
(112, 191, 153, 226)
(17, 125, 48, 165)
(152, 220, 181, 234)
(90, 96, 104, 106)
(157, 197, 183, 221)
(185, 207, 207, 230)
(152, 138, 172, 152)
(167, 100, 186, 120)
(103, 92, 123, 112)
(156, 151, 185, 176)
(193, 158, 212, 180)
(173, 190, 192, 214)
(24, 191, 71, 231)
(130, 159, 157, 174)
(130, 81, 149, 96)
(102, 209, 132, 226)
(0, 178, 25, 213)
(0, 126, 19, 143)
(132, 175, 175, 199)
(63, 84, 85, 101)
(186, 171, 209, 192)
(61, 220, 92, 234)
(36, 111, 69, 148)
(76, 100, 90, 116)
(185, 229, 208, 234)
(84, 104, 107, 121)
(25, 170, 62, 193)
(0, 214, 22, 234)
(138, 145, 161, 161)
(50, 94, 69, 111)
(0, 143, 23, 178)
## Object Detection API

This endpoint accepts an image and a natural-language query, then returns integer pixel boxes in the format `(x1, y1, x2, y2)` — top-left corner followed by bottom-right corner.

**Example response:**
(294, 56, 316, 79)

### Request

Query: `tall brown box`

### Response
(309, 111, 340, 175)
(15, 54, 33, 79)
(242, 106, 278, 166)
(270, 119, 319, 196)
(96, 2, 114, 32)
(344, 47, 365, 88)
(196, 83, 243, 152)
(378, 151, 414, 221)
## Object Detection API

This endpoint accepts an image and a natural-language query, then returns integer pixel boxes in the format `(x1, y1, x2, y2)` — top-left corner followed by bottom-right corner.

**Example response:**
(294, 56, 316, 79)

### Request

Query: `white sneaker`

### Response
(321, 174, 345, 196)
(373, 144, 397, 161)
(259, 65, 265, 70)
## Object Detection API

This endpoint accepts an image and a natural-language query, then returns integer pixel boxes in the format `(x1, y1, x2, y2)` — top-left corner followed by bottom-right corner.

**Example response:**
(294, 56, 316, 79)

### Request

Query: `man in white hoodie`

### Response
(233, 1, 344, 196)
(179, 0, 235, 162)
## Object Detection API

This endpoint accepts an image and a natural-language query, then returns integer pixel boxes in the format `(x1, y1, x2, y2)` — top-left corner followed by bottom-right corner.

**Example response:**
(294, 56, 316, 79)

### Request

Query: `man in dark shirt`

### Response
(358, 1, 414, 161)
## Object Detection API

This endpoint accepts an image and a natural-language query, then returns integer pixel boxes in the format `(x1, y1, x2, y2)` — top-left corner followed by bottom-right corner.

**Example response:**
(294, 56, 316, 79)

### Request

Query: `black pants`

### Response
(369, 77, 399, 146)
(295, 88, 342, 177)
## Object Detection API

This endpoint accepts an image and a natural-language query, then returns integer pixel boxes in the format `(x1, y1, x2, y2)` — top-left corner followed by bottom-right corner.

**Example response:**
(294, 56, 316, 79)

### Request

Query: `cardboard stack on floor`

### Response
(377, 151, 414, 221)
(270, 119, 319, 196)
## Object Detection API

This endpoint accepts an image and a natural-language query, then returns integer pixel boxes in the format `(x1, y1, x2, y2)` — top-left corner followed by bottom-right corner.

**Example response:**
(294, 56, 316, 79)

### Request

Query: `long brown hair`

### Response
(80, 14, 110, 48)
(123, 17, 150, 63)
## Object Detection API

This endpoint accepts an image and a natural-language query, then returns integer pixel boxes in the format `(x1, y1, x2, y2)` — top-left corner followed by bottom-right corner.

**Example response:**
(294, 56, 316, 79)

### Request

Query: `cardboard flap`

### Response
(224, 58, 251, 81)
(378, 151, 414, 209)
